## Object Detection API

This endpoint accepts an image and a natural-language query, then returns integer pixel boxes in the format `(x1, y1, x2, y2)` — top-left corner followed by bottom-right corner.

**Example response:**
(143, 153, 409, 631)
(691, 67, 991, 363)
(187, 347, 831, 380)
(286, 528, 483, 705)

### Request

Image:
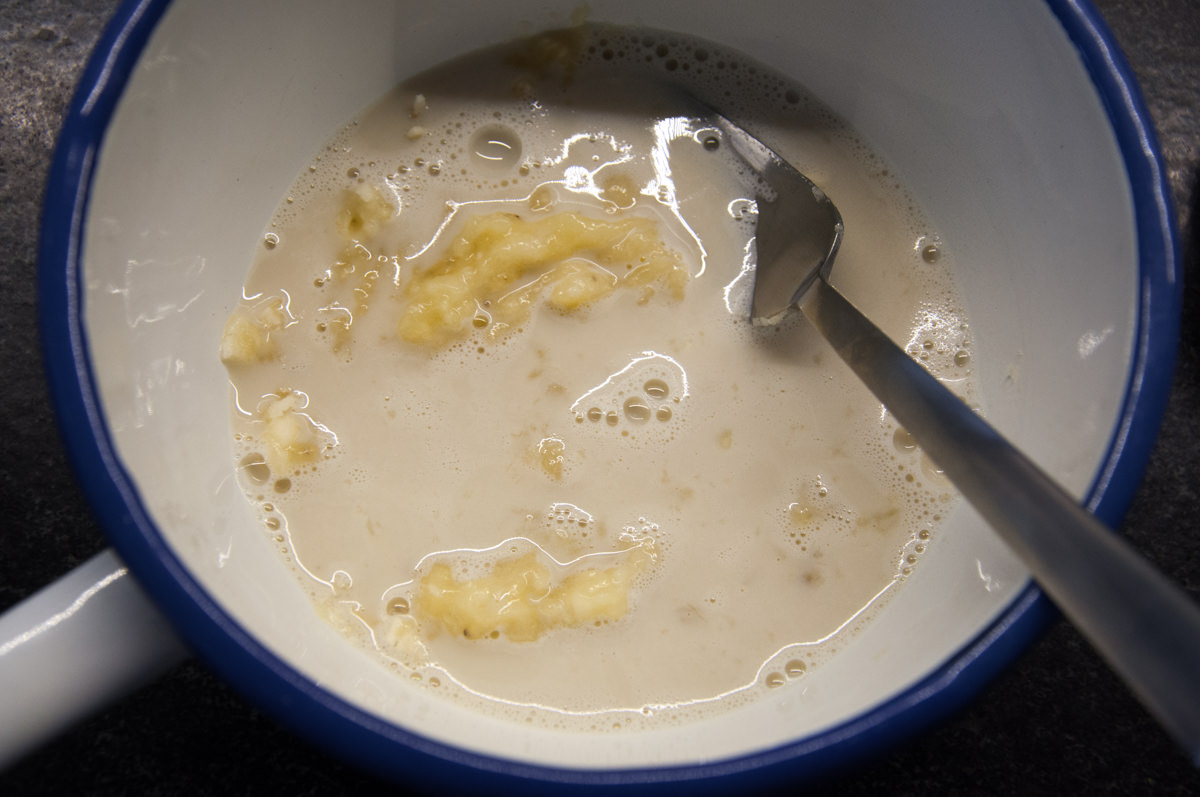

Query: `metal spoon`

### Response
(706, 110, 1200, 763)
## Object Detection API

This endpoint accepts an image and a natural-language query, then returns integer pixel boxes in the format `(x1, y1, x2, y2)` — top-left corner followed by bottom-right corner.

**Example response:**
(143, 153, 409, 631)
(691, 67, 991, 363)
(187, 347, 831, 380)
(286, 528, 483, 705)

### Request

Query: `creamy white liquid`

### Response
(224, 25, 973, 730)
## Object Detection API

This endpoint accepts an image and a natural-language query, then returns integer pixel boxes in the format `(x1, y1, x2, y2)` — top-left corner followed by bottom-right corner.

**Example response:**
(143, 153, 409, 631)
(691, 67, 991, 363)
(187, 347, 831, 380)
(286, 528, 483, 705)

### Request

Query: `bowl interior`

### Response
(77, 0, 1138, 772)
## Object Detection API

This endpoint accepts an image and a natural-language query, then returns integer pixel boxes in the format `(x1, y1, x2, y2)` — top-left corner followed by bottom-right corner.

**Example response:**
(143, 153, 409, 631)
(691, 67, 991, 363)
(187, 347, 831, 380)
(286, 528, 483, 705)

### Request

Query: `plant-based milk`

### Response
(220, 25, 974, 730)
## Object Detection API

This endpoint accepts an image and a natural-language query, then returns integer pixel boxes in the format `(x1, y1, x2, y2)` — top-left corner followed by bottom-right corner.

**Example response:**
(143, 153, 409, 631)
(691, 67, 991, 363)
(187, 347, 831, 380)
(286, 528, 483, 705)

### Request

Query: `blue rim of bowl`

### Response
(38, 0, 1179, 792)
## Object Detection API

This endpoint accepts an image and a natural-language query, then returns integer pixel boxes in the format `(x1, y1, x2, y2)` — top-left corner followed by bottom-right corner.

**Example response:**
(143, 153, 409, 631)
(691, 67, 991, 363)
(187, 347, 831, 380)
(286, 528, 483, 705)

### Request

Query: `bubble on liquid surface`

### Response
(623, 396, 652, 424)
(469, 124, 523, 171)
(693, 127, 722, 151)
(915, 234, 943, 264)
(785, 659, 807, 677)
(643, 378, 669, 399)
(892, 427, 917, 453)
(239, 453, 270, 484)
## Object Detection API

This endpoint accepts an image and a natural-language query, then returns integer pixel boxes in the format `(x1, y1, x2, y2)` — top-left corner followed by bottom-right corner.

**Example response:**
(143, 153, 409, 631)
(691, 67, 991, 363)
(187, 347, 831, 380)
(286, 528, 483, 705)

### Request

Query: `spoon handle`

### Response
(800, 276, 1200, 764)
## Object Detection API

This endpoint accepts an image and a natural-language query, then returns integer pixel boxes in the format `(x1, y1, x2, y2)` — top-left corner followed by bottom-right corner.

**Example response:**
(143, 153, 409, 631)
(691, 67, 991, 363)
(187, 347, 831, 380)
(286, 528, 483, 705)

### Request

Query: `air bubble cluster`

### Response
(572, 355, 686, 444)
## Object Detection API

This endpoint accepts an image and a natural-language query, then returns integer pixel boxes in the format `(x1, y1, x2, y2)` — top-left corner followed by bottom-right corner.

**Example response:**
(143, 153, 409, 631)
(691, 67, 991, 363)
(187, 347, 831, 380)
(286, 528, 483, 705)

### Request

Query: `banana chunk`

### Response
(416, 542, 656, 642)
(398, 210, 687, 347)
(335, 183, 394, 242)
(259, 391, 327, 474)
(219, 297, 287, 365)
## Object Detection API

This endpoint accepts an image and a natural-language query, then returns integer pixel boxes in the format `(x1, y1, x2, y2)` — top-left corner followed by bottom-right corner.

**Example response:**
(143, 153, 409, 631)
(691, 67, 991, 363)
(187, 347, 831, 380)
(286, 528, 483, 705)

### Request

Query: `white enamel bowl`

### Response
(37, 0, 1178, 791)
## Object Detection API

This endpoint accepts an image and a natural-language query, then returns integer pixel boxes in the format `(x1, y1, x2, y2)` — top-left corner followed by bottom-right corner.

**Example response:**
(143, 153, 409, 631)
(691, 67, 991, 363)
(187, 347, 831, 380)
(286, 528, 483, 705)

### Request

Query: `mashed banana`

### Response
(398, 210, 687, 347)
(417, 542, 656, 642)
(256, 391, 328, 474)
(219, 297, 287, 365)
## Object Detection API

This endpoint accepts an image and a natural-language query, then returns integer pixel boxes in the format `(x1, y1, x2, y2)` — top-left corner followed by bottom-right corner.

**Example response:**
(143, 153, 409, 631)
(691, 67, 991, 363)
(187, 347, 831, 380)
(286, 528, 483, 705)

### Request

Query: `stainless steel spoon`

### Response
(706, 110, 1200, 763)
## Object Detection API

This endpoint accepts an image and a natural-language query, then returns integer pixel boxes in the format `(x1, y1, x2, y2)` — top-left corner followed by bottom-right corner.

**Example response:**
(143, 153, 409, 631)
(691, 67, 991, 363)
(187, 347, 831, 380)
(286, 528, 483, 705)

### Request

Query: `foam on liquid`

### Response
(223, 25, 975, 731)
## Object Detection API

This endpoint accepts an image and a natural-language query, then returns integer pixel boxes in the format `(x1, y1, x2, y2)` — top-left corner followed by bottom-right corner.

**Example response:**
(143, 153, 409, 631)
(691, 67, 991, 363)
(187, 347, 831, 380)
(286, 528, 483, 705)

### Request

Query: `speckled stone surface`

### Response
(1, 1, 1198, 794)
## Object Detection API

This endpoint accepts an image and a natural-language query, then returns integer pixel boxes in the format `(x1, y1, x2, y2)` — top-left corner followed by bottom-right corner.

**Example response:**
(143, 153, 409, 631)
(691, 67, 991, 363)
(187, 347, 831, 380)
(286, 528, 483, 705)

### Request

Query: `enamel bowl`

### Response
(39, 0, 1177, 791)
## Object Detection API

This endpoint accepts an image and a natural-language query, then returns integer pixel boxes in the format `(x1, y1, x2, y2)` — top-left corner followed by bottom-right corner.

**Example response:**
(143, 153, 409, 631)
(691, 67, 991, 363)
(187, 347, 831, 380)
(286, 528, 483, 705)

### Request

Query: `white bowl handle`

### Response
(0, 550, 189, 769)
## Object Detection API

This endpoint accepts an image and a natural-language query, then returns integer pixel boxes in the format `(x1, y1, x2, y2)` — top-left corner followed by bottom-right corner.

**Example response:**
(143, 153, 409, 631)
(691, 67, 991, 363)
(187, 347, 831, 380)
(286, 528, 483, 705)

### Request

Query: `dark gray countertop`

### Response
(2, 1, 1198, 794)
